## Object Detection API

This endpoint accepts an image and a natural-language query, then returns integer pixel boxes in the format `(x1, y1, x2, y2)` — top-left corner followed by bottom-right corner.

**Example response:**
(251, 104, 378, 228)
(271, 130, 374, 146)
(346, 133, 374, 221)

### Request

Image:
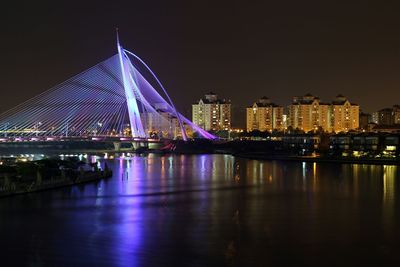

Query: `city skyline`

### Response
(2, 0, 400, 118)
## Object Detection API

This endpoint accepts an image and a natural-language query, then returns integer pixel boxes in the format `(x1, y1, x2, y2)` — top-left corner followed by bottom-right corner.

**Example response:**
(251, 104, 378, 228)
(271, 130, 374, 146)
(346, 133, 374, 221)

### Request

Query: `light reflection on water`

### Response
(0, 154, 400, 266)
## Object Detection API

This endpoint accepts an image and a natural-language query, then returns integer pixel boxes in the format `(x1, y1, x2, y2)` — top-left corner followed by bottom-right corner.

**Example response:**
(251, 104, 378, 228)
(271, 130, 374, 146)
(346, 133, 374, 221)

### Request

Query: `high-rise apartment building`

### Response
(146, 103, 184, 138)
(372, 105, 400, 126)
(393, 105, 400, 124)
(359, 112, 371, 131)
(192, 92, 231, 131)
(288, 94, 359, 132)
(331, 95, 359, 132)
(377, 108, 394, 125)
(246, 97, 284, 132)
(371, 112, 379, 124)
(288, 94, 330, 132)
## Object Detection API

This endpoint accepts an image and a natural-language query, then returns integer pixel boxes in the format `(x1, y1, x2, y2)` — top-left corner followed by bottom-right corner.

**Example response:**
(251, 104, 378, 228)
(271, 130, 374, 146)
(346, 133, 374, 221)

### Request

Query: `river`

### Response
(0, 154, 399, 266)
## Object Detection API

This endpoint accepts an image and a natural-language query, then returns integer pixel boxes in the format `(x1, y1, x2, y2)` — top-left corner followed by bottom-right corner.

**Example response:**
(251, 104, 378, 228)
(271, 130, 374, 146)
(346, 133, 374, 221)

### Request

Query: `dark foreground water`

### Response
(1, 154, 400, 266)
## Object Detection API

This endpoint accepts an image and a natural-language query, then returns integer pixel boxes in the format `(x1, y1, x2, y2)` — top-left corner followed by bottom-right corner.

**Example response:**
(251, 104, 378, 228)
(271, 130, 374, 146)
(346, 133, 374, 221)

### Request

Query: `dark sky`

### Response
(2, 0, 400, 126)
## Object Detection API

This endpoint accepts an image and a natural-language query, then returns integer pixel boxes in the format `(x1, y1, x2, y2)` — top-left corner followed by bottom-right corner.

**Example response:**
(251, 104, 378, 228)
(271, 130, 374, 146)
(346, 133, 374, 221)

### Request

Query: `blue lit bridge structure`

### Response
(0, 33, 215, 145)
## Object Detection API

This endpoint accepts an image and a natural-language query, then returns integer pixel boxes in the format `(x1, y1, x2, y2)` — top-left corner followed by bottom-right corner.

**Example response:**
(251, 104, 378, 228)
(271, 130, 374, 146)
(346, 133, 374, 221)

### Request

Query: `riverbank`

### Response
(234, 152, 400, 165)
(0, 170, 112, 198)
(168, 140, 400, 165)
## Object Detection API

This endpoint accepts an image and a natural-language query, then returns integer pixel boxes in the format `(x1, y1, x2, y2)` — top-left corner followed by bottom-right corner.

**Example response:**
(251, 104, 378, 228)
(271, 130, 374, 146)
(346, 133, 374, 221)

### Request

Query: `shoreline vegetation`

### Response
(0, 158, 112, 198)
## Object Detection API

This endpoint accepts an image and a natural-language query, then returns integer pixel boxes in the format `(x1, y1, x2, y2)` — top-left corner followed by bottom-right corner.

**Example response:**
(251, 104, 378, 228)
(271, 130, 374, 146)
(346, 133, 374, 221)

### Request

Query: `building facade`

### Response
(246, 97, 284, 132)
(192, 92, 231, 131)
(330, 95, 359, 132)
(145, 103, 186, 139)
(377, 108, 394, 125)
(372, 112, 379, 124)
(359, 112, 371, 131)
(373, 105, 400, 125)
(288, 94, 330, 132)
(288, 94, 359, 133)
(393, 105, 400, 124)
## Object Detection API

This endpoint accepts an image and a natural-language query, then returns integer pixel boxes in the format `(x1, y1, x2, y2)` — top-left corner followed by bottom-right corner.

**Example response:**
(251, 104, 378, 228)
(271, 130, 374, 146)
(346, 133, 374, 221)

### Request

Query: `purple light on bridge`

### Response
(0, 34, 217, 141)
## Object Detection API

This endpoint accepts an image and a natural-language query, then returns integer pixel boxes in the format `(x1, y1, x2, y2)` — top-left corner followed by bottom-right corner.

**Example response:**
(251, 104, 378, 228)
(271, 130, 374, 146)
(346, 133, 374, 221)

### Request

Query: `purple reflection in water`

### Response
(0, 155, 400, 266)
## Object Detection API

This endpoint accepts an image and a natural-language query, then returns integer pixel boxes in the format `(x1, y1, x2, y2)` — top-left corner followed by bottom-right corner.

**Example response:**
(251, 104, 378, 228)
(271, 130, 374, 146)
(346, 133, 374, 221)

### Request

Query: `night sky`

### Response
(2, 0, 400, 126)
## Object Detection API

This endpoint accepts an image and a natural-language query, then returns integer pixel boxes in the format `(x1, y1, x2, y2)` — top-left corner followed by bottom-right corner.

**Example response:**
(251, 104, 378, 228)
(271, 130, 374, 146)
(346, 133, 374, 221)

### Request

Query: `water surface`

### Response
(1, 154, 400, 266)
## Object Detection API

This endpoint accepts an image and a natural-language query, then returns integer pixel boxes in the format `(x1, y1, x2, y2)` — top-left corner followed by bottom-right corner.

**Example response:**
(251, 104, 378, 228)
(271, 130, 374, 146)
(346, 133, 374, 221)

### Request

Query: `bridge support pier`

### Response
(132, 142, 149, 151)
(113, 142, 121, 152)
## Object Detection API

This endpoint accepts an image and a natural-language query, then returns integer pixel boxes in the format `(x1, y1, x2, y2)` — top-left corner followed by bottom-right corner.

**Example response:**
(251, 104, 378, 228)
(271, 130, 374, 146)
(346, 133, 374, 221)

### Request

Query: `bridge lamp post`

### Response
(35, 122, 42, 137)
(97, 122, 103, 136)
(65, 122, 69, 138)
(2, 122, 9, 138)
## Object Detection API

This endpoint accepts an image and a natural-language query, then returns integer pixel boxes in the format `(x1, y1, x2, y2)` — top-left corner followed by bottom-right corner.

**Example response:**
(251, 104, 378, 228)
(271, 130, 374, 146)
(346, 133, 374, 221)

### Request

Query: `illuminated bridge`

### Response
(0, 32, 215, 146)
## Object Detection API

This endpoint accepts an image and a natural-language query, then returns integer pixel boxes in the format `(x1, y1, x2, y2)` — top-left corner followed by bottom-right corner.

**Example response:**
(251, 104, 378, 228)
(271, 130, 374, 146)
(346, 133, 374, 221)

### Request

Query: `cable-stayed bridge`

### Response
(0, 35, 215, 147)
